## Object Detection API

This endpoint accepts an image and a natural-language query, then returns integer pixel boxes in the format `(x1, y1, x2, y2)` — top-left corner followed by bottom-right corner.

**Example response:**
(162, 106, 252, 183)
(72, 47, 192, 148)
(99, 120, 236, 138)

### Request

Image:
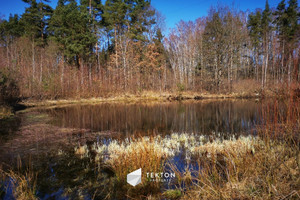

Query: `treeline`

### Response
(0, 0, 299, 99)
(166, 0, 299, 93)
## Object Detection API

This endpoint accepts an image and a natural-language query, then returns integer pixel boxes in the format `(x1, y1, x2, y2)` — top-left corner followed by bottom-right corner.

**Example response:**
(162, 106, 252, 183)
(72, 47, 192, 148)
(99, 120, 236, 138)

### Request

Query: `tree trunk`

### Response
(288, 53, 291, 85)
(61, 55, 65, 96)
(6, 40, 10, 66)
(114, 27, 118, 69)
(40, 49, 43, 84)
(262, 53, 264, 88)
(281, 41, 285, 82)
(32, 40, 35, 79)
(264, 44, 268, 87)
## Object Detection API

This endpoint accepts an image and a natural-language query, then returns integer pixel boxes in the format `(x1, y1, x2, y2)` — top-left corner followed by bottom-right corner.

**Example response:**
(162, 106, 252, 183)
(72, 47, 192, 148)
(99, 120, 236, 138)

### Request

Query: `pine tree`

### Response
(80, 0, 103, 18)
(49, 0, 97, 67)
(80, 0, 103, 76)
(203, 11, 225, 90)
(274, 0, 288, 41)
(274, 0, 299, 50)
(0, 14, 23, 45)
(274, 0, 288, 82)
(21, 0, 52, 46)
(102, 0, 127, 69)
(127, 0, 155, 41)
(0, 14, 24, 66)
(248, 10, 262, 81)
(102, 0, 155, 47)
(274, 0, 299, 83)
(286, 0, 299, 45)
(102, 0, 127, 37)
(20, 0, 52, 79)
(285, 0, 299, 83)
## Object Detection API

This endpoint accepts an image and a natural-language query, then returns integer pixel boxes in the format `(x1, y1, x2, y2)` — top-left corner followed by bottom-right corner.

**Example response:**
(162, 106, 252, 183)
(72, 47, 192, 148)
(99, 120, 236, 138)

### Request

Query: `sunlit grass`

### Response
(74, 133, 258, 186)
(71, 119, 299, 200)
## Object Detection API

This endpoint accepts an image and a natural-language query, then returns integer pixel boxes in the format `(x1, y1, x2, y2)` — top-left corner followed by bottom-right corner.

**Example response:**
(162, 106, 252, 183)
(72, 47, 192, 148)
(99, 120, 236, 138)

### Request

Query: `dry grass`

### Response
(75, 133, 261, 188)
(180, 98, 300, 200)
(20, 89, 273, 109)
(181, 139, 299, 200)
(106, 137, 166, 184)
(2, 124, 297, 199)
(77, 136, 169, 185)
(21, 92, 167, 108)
(0, 160, 38, 200)
(232, 79, 261, 97)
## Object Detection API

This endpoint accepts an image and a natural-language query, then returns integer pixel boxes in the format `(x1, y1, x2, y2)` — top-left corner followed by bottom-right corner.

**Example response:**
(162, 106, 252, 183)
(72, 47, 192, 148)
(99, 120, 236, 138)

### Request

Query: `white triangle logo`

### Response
(127, 168, 142, 186)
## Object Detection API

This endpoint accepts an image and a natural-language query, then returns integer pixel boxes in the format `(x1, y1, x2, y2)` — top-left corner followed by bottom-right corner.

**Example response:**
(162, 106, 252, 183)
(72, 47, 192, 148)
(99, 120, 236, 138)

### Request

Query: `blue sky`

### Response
(0, 0, 285, 34)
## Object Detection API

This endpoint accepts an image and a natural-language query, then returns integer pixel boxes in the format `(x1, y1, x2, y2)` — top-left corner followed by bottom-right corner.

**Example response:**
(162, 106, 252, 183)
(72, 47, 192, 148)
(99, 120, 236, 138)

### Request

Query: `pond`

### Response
(42, 100, 262, 136)
(0, 99, 277, 199)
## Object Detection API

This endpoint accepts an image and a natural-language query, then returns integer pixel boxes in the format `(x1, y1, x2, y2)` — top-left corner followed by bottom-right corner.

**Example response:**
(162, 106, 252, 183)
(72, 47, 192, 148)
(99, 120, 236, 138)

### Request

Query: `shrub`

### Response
(0, 69, 20, 106)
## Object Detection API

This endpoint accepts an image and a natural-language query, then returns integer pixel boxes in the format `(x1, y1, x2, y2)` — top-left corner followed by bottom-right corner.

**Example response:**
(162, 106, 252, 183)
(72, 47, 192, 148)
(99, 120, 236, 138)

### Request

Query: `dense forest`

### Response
(0, 0, 299, 100)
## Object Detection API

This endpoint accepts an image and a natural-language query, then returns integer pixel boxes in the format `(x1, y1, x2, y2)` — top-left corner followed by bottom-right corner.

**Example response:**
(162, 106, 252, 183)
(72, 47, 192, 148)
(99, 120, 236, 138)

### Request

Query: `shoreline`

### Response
(19, 92, 263, 108)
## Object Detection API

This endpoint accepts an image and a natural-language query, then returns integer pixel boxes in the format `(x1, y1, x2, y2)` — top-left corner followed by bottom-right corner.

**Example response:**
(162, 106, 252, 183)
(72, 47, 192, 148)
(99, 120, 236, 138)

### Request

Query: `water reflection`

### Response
(43, 100, 261, 137)
(0, 116, 21, 141)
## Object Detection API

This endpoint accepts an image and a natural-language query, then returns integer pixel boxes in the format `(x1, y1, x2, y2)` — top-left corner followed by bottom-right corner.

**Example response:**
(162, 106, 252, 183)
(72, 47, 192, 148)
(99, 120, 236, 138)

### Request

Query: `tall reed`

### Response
(0, 158, 38, 200)
(180, 98, 299, 199)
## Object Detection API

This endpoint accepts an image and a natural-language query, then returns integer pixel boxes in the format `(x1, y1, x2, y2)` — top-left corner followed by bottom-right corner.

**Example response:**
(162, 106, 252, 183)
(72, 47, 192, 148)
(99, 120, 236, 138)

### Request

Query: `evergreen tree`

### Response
(248, 10, 262, 50)
(248, 10, 262, 81)
(262, 0, 272, 35)
(49, 0, 97, 67)
(102, 0, 155, 44)
(274, 0, 299, 47)
(286, 0, 299, 44)
(203, 11, 225, 90)
(102, 0, 127, 37)
(274, 0, 288, 41)
(153, 28, 166, 71)
(80, 0, 103, 72)
(20, 0, 52, 78)
(0, 14, 24, 67)
(80, 0, 103, 18)
(0, 14, 23, 45)
(21, 0, 52, 46)
(126, 0, 155, 41)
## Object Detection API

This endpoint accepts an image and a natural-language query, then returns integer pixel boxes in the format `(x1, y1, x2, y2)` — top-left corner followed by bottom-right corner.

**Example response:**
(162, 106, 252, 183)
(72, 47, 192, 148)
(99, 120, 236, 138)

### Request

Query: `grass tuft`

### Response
(0, 161, 38, 200)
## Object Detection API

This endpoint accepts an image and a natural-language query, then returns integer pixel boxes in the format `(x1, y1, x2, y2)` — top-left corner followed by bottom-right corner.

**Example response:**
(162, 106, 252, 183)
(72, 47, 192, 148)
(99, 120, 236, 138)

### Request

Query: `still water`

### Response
(43, 100, 261, 136)
(0, 100, 270, 199)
